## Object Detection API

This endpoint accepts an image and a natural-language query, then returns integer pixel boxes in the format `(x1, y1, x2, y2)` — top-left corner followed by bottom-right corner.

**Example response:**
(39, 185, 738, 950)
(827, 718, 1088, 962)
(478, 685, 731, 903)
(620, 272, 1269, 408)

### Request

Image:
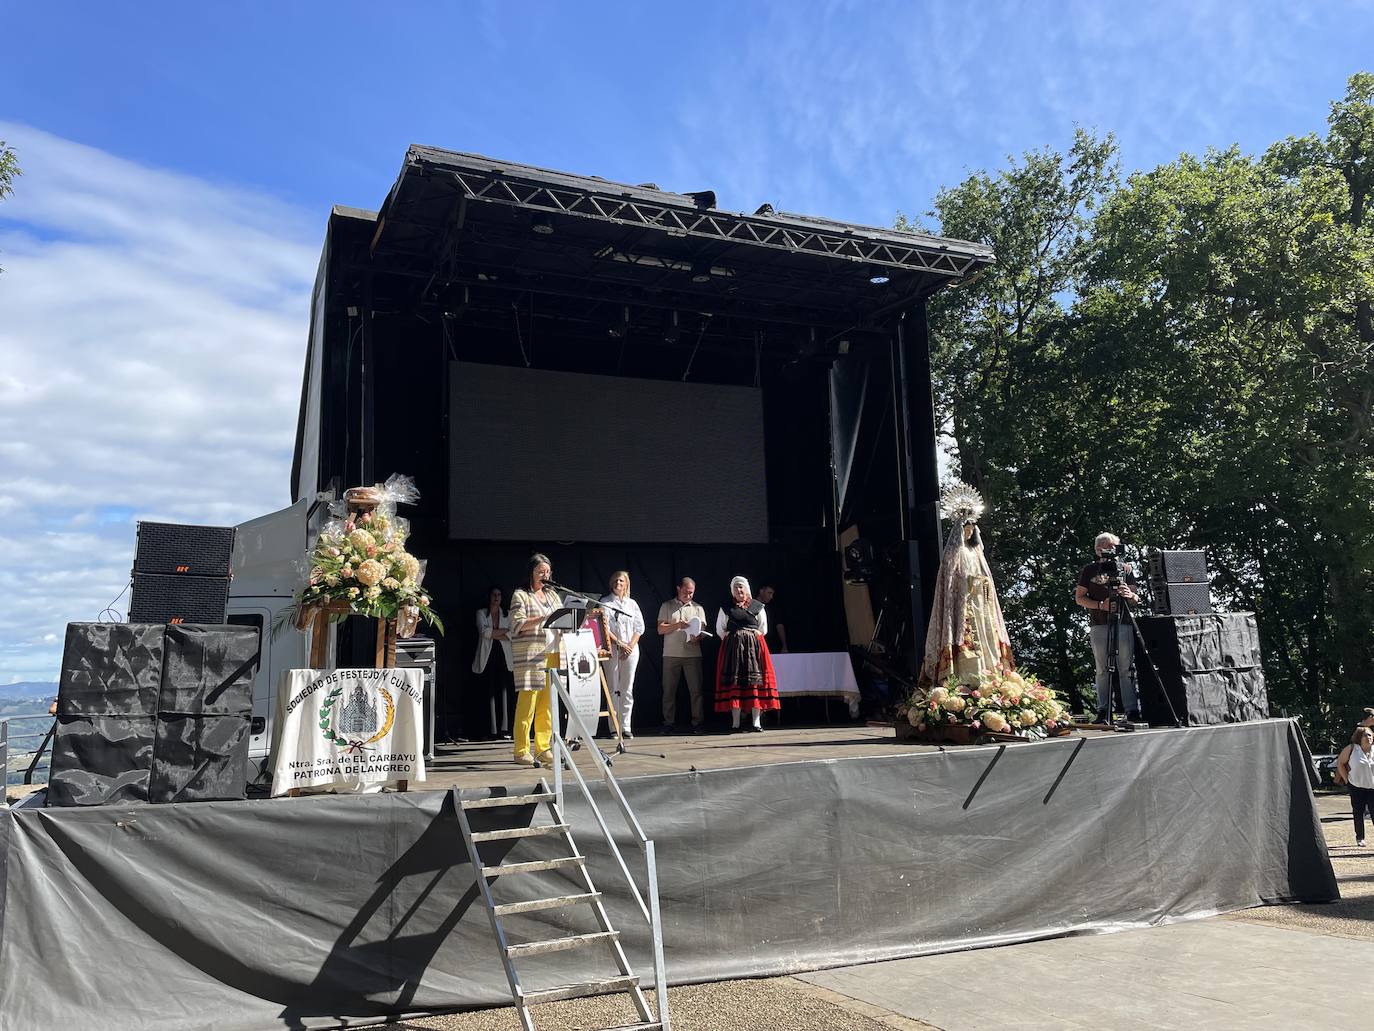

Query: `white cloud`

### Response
(0, 123, 317, 682)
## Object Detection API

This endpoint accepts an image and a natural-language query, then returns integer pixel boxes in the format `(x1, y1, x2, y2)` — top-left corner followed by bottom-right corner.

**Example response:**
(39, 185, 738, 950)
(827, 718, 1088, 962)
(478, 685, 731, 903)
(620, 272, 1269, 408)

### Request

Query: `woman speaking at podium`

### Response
(509, 553, 561, 767)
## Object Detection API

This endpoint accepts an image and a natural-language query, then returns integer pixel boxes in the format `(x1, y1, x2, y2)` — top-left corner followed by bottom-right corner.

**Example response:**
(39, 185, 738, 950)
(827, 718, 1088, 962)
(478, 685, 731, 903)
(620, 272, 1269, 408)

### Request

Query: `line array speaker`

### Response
(1148, 548, 1212, 615)
(129, 521, 235, 624)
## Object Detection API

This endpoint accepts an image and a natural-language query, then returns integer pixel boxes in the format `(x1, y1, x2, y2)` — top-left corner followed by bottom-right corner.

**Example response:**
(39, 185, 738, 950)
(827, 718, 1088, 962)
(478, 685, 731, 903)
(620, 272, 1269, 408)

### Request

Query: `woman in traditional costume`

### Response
(713, 575, 781, 732)
(917, 482, 1015, 690)
(508, 553, 562, 766)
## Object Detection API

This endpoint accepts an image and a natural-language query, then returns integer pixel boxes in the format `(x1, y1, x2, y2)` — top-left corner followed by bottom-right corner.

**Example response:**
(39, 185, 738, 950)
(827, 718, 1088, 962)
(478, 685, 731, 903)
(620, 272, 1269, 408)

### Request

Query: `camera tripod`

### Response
(1104, 593, 1182, 729)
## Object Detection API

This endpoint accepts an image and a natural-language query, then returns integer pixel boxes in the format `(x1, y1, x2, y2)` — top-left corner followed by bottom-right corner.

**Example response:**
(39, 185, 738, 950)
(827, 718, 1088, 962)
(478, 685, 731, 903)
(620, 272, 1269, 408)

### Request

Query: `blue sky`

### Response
(1, 0, 1371, 682)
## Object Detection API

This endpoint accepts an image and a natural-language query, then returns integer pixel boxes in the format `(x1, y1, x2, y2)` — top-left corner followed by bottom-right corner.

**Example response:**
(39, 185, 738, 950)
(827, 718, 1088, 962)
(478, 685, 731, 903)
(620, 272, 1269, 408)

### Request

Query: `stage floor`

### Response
(419, 723, 1115, 793)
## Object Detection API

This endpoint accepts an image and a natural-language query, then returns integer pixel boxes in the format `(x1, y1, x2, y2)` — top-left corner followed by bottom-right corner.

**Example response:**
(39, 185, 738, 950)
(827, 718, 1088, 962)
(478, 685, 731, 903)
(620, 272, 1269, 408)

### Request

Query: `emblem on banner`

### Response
(319, 680, 396, 753)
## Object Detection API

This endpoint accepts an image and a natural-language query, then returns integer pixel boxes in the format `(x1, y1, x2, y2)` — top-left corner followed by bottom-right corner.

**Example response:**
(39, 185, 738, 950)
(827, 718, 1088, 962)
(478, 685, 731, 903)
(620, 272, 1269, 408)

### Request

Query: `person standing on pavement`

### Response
(1337, 725, 1374, 847)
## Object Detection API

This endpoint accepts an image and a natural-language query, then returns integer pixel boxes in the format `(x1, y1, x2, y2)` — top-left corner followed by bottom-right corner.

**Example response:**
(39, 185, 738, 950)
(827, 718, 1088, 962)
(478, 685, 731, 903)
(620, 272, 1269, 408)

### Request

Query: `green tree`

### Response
(1083, 75, 1374, 744)
(0, 139, 20, 272)
(918, 76, 1374, 746)
(917, 129, 1120, 709)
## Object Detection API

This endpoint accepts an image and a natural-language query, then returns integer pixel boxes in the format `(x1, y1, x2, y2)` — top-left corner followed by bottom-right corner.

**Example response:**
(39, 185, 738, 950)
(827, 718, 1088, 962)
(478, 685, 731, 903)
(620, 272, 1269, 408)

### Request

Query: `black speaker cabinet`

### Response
(1135, 613, 1267, 726)
(129, 573, 230, 625)
(49, 622, 258, 806)
(1153, 580, 1213, 615)
(1147, 549, 1209, 584)
(133, 521, 235, 577)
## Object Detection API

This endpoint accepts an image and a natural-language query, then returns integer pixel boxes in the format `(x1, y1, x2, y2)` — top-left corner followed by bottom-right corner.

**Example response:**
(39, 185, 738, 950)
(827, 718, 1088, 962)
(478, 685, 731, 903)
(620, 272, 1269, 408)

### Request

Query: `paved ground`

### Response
(393, 789, 1364, 1031)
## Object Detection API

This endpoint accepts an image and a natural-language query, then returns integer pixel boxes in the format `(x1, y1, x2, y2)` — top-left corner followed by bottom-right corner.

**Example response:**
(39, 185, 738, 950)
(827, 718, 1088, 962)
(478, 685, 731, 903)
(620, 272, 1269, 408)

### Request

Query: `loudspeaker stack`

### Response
(128, 522, 235, 624)
(1147, 549, 1212, 615)
(48, 622, 258, 806)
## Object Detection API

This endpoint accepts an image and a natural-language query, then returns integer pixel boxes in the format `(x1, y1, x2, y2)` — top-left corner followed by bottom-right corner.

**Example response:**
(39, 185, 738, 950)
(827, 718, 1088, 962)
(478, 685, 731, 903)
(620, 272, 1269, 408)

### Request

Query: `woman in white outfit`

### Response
(599, 570, 644, 739)
(471, 586, 514, 738)
(1337, 725, 1374, 846)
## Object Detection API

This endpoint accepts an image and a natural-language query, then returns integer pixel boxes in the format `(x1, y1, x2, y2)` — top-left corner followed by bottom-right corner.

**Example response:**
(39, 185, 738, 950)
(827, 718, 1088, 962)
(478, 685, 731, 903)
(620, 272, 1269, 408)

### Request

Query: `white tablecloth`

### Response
(772, 652, 860, 714)
(270, 668, 426, 796)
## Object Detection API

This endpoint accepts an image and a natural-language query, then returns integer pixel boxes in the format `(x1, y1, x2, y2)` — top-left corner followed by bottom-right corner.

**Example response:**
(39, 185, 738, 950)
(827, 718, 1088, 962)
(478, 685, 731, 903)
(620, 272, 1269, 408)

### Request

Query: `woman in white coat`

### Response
(599, 570, 644, 738)
(472, 585, 515, 738)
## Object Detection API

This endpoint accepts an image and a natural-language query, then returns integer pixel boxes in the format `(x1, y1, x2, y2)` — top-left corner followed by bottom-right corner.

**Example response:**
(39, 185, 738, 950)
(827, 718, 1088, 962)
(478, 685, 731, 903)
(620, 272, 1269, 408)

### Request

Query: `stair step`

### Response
(493, 891, 601, 916)
(471, 823, 570, 843)
(506, 930, 620, 959)
(481, 855, 584, 877)
(522, 974, 640, 1006)
(461, 791, 554, 809)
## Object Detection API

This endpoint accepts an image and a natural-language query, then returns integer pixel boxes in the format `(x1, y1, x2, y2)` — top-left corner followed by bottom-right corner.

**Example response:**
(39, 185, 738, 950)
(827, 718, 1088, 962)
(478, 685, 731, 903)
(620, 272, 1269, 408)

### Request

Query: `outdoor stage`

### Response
(422, 722, 953, 793)
(0, 718, 1337, 1031)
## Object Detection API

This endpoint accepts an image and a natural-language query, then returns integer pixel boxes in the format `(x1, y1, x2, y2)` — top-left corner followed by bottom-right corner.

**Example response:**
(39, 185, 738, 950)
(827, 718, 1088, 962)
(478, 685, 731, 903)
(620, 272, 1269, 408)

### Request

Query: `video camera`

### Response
(1098, 544, 1130, 589)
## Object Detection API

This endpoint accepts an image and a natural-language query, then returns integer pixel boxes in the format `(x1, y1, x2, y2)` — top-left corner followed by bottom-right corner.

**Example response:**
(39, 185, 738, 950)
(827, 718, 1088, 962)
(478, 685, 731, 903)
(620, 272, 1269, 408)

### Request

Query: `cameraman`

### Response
(1075, 532, 1141, 723)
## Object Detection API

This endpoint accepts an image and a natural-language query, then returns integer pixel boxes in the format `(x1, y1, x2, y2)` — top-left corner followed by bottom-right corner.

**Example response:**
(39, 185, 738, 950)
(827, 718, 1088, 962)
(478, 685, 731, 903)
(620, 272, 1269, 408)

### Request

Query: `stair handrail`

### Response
(546, 668, 670, 1030)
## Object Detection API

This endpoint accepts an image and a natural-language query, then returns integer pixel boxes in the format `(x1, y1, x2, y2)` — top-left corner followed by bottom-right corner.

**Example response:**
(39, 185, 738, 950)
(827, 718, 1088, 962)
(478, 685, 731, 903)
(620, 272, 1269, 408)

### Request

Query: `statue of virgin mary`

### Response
(917, 481, 1016, 689)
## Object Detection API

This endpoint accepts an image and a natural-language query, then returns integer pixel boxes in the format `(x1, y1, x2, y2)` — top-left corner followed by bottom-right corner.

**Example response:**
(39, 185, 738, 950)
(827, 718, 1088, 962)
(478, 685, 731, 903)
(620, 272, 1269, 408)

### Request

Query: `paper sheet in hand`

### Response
(683, 615, 713, 639)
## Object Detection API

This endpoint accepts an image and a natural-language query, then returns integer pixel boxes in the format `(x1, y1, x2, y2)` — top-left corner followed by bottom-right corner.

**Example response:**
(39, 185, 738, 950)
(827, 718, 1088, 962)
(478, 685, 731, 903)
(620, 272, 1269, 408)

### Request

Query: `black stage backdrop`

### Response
(362, 317, 844, 738)
(0, 720, 1335, 1030)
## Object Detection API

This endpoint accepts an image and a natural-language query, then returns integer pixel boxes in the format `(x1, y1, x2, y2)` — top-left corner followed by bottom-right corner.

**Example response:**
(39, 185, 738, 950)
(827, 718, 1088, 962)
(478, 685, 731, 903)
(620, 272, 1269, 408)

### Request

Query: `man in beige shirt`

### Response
(658, 576, 708, 734)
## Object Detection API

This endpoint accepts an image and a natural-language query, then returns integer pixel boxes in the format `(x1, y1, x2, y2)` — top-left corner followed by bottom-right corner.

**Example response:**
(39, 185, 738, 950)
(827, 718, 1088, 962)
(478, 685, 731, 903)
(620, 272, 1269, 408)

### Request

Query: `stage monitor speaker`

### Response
(1153, 580, 1212, 615)
(1134, 613, 1267, 726)
(133, 521, 235, 577)
(49, 622, 258, 806)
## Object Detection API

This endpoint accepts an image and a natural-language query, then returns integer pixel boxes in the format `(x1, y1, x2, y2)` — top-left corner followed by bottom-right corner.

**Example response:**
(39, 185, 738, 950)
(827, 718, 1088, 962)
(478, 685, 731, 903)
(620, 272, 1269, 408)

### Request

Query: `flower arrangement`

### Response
(905, 669, 1067, 739)
(292, 474, 443, 637)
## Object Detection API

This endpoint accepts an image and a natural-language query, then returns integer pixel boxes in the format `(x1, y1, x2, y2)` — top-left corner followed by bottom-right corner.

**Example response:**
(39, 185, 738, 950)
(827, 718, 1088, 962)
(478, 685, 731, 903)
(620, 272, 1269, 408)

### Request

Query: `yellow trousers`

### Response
(513, 687, 552, 758)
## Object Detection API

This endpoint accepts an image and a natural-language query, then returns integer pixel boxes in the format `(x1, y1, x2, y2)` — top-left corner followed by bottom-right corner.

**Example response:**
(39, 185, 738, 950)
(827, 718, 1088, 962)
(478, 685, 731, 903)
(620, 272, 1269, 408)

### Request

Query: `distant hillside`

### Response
(1, 681, 58, 701)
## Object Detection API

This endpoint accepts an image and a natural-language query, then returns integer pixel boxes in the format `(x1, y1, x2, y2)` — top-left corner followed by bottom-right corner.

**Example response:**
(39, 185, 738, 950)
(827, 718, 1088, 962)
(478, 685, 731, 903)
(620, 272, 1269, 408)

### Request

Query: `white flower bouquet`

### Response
(291, 474, 443, 637)
(905, 669, 1067, 739)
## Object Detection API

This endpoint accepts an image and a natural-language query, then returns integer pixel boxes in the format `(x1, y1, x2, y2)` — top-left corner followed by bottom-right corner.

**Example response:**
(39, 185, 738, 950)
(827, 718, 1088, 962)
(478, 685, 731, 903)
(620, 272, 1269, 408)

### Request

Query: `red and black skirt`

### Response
(714, 630, 781, 712)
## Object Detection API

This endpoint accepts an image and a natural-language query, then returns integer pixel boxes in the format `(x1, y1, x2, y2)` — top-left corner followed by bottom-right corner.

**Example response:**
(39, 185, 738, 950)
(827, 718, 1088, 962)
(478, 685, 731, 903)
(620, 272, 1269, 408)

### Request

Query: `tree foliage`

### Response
(922, 75, 1374, 746)
(0, 139, 20, 273)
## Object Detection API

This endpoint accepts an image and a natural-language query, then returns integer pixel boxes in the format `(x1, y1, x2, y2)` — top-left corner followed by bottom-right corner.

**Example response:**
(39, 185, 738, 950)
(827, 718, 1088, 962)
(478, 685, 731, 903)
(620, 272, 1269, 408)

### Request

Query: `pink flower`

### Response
(366, 545, 377, 557)
(1047, 720, 1057, 729)
(971, 690, 981, 698)
(344, 520, 355, 532)
(972, 721, 981, 730)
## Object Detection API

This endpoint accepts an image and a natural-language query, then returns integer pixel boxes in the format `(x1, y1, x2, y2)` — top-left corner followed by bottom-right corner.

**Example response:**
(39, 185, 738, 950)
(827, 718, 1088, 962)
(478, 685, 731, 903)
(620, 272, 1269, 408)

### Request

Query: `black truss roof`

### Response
(366, 146, 993, 331)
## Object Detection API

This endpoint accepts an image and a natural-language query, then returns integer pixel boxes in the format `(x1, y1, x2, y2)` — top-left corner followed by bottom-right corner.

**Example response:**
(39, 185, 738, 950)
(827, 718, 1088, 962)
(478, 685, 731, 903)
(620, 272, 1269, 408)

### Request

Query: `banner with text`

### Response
(271, 667, 425, 795)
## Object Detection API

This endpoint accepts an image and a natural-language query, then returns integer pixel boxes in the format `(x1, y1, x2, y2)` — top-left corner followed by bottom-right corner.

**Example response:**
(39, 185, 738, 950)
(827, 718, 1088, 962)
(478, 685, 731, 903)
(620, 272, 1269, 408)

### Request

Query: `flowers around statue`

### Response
(905, 669, 1067, 739)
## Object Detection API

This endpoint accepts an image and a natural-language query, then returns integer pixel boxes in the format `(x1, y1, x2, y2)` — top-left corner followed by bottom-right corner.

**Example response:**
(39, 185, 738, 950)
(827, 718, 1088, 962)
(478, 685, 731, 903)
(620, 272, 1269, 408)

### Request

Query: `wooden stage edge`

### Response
(414, 723, 1118, 794)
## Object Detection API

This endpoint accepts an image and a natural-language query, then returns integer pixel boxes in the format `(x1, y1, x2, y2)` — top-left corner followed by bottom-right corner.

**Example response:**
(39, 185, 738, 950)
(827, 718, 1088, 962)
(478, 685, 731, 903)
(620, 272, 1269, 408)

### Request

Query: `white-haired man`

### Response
(1075, 532, 1141, 723)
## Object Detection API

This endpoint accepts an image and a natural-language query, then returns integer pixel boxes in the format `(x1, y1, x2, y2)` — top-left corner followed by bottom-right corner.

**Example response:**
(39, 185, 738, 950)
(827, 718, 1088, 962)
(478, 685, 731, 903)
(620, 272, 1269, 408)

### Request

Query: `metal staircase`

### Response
(456, 668, 670, 1031)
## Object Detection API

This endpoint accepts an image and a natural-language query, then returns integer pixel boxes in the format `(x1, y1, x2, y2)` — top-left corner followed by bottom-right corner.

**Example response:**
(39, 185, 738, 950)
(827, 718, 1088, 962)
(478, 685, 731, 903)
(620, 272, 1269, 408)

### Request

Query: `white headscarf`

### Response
(730, 575, 751, 597)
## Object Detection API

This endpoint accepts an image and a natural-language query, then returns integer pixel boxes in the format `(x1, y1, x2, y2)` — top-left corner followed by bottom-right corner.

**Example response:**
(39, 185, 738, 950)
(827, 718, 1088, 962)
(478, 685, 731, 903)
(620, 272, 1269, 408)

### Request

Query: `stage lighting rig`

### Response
(843, 538, 879, 584)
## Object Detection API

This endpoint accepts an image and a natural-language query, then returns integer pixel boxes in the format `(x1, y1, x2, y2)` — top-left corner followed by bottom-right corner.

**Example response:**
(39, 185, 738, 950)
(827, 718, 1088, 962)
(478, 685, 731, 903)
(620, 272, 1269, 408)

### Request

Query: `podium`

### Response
(542, 602, 626, 752)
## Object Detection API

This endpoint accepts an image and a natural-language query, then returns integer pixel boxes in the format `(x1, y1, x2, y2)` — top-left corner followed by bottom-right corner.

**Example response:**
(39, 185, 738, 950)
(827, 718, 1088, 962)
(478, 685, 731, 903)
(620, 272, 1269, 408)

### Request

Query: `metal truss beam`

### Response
(430, 166, 988, 279)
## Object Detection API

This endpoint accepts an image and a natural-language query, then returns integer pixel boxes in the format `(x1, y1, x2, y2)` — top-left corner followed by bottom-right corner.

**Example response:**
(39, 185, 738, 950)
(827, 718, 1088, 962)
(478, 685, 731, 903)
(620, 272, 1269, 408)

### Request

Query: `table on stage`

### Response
(771, 652, 861, 718)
